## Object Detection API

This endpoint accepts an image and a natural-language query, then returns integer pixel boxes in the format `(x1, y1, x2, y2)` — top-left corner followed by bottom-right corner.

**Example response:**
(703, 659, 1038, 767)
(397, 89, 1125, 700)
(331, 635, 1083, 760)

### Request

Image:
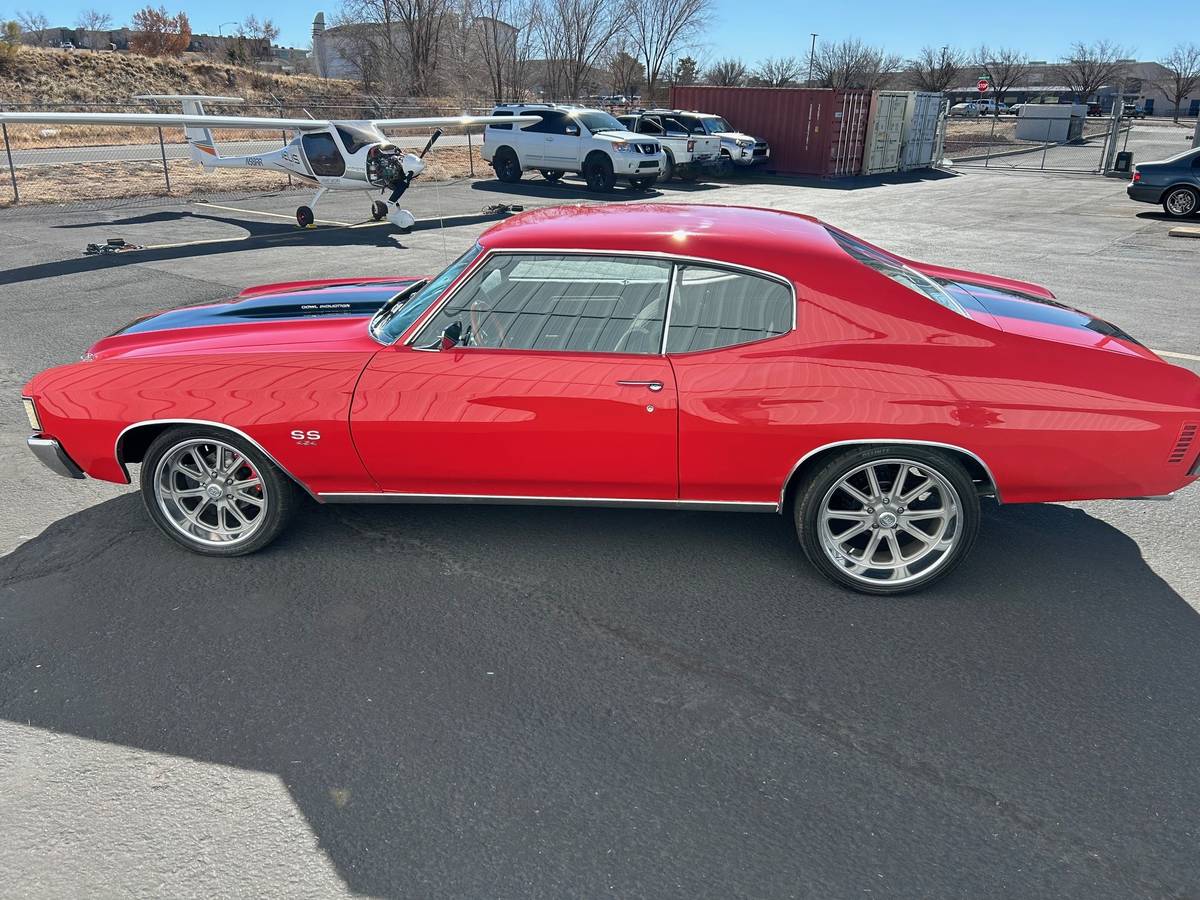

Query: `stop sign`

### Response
(977, 79, 990, 93)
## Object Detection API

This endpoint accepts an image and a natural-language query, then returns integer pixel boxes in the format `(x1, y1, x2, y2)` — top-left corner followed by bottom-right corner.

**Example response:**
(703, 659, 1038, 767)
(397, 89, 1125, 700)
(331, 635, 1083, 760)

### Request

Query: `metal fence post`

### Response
(467, 129, 475, 177)
(2, 122, 17, 204)
(983, 114, 996, 168)
(157, 126, 171, 193)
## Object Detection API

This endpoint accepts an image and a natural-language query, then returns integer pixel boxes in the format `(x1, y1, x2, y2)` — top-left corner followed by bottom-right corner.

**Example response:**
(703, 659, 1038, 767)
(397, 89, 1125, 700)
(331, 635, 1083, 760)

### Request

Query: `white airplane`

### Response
(0, 95, 540, 229)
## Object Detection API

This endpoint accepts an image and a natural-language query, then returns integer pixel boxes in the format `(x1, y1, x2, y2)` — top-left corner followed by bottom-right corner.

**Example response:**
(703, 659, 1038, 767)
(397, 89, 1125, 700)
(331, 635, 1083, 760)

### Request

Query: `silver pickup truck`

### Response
(616, 110, 723, 182)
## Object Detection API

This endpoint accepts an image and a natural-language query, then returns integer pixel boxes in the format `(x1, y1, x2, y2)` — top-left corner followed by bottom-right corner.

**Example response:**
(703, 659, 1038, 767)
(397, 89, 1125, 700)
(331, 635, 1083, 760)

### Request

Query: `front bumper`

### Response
(614, 155, 662, 176)
(27, 436, 85, 479)
(729, 146, 770, 166)
(1127, 184, 1162, 204)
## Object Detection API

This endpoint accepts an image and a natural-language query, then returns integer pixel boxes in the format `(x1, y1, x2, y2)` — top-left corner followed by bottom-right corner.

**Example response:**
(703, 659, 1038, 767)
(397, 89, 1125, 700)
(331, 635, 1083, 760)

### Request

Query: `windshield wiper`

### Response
(369, 279, 427, 340)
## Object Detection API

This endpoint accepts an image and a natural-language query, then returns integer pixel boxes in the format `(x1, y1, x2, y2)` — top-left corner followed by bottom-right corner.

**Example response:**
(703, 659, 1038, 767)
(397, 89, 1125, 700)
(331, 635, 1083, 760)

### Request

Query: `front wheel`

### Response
(793, 446, 980, 595)
(371, 200, 388, 221)
(1163, 186, 1198, 219)
(539, 169, 563, 183)
(629, 175, 657, 191)
(296, 205, 314, 228)
(140, 426, 299, 557)
(584, 156, 616, 192)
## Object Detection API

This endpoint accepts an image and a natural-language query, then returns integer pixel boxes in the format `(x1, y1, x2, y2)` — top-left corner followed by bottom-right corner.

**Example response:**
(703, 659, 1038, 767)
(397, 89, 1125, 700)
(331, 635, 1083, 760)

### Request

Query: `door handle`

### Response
(617, 380, 663, 392)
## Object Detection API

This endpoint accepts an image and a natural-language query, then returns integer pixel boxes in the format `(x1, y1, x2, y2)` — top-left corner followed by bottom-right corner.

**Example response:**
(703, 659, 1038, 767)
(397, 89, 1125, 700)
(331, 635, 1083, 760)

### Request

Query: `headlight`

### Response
(22, 397, 41, 432)
(611, 141, 631, 152)
(736, 139, 754, 148)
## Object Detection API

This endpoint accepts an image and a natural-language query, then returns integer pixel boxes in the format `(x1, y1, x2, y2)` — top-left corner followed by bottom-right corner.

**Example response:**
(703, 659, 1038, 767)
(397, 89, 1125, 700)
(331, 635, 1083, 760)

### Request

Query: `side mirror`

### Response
(565, 124, 580, 136)
(439, 320, 463, 350)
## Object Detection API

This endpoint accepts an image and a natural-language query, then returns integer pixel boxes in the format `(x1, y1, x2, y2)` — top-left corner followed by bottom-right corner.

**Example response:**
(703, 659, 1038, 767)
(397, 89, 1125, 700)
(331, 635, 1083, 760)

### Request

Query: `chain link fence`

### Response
(0, 95, 512, 211)
(942, 112, 1196, 174)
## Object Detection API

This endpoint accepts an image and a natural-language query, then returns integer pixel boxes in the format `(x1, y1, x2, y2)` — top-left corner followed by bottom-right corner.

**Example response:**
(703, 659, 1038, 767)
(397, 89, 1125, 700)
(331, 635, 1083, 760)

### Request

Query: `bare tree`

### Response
(973, 45, 1029, 116)
(395, 0, 452, 96)
(806, 38, 900, 91)
(625, 0, 711, 103)
(74, 9, 113, 48)
(704, 56, 746, 86)
(907, 45, 965, 93)
(532, 0, 619, 100)
(326, 11, 390, 91)
(1057, 40, 1129, 105)
(1153, 43, 1200, 123)
(234, 14, 281, 64)
(16, 10, 50, 46)
(751, 55, 803, 87)
(465, 0, 532, 102)
(336, 0, 452, 96)
(607, 41, 643, 97)
(130, 6, 191, 57)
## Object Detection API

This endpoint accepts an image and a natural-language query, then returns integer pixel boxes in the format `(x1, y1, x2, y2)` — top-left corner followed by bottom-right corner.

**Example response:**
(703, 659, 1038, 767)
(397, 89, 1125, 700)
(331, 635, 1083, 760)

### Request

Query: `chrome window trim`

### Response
(403, 246, 798, 352)
(113, 418, 317, 498)
(779, 439, 1002, 508)
(318, 492, 777, 512)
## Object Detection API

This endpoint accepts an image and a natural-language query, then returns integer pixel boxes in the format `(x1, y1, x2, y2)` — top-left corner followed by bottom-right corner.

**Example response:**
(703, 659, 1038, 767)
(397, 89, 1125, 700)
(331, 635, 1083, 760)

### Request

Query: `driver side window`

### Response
(416, 254, 672, 354)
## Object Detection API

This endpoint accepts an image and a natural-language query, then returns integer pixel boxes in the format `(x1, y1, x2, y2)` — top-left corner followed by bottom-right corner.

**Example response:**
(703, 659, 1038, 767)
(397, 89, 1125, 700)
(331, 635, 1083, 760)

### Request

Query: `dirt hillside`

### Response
(0, 46, 360, 104)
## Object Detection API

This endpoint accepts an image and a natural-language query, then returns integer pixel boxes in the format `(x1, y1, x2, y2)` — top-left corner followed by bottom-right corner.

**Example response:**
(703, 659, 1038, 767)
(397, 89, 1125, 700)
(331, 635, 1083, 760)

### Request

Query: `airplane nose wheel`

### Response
(295, 206, 315, 228)
(371, 200, 388, 221)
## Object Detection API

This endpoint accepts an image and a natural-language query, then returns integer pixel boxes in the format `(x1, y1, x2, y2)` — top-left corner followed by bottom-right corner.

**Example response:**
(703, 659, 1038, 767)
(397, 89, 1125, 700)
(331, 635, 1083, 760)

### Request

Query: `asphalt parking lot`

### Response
(2, 167, 1199, 897)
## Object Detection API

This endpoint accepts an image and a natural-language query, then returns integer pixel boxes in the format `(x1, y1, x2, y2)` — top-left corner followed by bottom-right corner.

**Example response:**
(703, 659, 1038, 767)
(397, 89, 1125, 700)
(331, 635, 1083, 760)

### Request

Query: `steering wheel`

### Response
(466, 297, 507, 348)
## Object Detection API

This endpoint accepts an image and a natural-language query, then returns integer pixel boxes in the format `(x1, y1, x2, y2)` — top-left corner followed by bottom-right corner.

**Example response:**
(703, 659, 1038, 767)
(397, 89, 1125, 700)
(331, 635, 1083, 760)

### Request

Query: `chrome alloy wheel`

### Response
(153, 438, 268, 547)
(817, 458, 961, 588)
(1165, 188, 1197, 216)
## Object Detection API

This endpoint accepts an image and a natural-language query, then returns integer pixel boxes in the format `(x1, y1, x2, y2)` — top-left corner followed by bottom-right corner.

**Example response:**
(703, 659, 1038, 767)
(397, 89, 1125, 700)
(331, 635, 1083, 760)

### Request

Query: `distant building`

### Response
(945, 61, 1197, 118)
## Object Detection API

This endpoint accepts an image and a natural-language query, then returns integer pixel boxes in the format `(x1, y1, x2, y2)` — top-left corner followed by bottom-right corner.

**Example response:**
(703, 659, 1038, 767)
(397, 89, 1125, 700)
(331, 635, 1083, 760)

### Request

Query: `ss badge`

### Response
(291, 429, 321, 446)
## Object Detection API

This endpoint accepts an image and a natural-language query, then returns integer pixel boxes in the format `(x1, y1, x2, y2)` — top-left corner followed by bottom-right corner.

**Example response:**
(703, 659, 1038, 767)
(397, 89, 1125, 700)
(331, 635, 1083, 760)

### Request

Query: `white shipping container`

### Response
(861, 91, 908, 175)
(899, 92, 945, 171)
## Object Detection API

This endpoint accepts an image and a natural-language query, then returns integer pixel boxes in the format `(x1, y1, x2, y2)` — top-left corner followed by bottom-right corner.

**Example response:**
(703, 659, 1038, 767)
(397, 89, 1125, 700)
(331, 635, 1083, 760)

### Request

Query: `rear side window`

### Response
(825, 227, 969, 318)
(666, 265, 793, 353)
(489, 109, 513, 130)
(417, 254, 673, 354)
(526, 110, 569, 134)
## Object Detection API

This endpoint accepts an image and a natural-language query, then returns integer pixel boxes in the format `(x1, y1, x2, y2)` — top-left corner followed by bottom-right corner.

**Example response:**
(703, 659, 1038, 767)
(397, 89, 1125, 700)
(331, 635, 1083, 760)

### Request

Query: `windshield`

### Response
(702, 117, 733, 134)
(336, 123, 385, 154)
(573, 110, 626, 133)
(375, 243, 483, 343)
(825, 227, 969, 318)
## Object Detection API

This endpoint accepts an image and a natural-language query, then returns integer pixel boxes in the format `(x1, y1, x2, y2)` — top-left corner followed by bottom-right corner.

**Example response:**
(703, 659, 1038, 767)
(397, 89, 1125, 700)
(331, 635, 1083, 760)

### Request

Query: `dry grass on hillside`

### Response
(0, 146, 485, 207)
(0, 46, 361, 105)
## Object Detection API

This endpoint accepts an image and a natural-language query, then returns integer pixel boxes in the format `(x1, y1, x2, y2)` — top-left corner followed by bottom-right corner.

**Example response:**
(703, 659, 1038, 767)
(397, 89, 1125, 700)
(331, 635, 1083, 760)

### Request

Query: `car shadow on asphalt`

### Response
(2, 496, 1198, 896)
(0, 209, 510, 287)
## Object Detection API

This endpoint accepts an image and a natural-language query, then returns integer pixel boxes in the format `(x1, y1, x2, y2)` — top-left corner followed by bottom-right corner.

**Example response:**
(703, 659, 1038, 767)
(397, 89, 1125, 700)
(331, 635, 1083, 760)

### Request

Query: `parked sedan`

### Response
(1127, 147, 1200, 218)
(23, 205, 1200, 594)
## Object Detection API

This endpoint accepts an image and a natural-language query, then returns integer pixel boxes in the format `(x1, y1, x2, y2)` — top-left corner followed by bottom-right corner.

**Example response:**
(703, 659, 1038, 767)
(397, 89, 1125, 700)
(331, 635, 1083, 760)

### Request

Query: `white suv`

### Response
(482, 104, 665, 192)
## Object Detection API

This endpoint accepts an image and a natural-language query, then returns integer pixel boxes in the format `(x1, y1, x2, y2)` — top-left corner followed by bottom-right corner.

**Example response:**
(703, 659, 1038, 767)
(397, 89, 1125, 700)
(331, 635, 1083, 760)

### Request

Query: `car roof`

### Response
(478, 204, 838, 277)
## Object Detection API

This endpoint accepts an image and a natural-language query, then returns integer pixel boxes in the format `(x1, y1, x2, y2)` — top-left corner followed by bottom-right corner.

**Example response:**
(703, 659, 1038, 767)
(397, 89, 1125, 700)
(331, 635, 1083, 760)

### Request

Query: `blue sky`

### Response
(35, 1, 1197, 64)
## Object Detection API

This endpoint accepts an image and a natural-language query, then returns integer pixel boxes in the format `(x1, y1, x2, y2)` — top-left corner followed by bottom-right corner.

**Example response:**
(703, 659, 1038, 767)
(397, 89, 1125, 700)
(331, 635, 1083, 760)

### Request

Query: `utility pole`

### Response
(807, 33, 818, 87)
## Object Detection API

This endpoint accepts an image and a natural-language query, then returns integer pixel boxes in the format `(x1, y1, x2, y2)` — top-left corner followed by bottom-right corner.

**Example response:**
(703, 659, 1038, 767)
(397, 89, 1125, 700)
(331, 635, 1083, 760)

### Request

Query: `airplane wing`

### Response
(369, 115, 542, 130)
(0, 112, 542, 131)
(0, 111, 335, 130)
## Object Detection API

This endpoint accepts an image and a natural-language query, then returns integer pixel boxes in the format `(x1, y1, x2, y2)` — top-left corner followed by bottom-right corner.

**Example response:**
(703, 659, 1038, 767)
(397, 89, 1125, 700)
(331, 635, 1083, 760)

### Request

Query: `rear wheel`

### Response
(539, 169, 563, 183)
(793, 446, 980, 595)
(1163, 186, 1198, 218)
(584, 155, 616, 192)
(371, 200, 388, 221)
(140, 426, 298, 557)
(493, 148, 522, 183)
(676, 165, 700, 183)
(296, 205, 314, 228)
(661, 150, 675, 181)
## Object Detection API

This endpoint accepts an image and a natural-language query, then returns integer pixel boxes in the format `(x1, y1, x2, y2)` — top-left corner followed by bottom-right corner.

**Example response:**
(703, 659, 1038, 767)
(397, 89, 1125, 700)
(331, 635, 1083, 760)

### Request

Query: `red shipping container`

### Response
(668, 85, 872, 176)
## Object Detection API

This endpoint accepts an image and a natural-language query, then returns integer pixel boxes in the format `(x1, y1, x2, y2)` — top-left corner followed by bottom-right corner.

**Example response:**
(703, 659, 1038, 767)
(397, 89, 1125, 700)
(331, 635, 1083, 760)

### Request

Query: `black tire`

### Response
(296, 206, 314, 228)
(493, 148, 522, 183)
(793, 445, 980, 596)
(539, 169, 563, 183)
(584, 155, 616, 192)
(676, 165, 700, 183)
(1162, 186, 1199, 219)
(661, 150, 675, 181)
(371, 200, 388, 221)
(140, 425, 299, 557)
(629, 175, 657, 191)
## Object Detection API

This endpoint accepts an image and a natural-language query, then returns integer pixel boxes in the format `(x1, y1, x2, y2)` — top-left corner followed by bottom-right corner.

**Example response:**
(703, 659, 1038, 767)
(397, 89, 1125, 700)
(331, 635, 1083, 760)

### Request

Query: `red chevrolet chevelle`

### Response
(22, 205, 1200, 593)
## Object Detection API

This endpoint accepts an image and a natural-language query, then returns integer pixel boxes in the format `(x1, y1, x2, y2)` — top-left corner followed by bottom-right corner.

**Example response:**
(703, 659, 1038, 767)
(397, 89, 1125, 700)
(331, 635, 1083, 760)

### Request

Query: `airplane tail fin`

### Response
(134, 94, 244, 169)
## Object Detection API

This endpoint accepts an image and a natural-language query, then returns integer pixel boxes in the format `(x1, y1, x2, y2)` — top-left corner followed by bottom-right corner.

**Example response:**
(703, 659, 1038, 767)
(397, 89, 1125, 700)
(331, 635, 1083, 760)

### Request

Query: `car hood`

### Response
(713, 131, 759, 143)
(85, 277, 419, 359)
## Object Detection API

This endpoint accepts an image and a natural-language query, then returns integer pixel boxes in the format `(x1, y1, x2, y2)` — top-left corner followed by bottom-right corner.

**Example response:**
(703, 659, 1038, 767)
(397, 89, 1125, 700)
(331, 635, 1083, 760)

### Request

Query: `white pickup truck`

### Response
(481, 103, 664, 192)
(616, 110, 722, 181)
